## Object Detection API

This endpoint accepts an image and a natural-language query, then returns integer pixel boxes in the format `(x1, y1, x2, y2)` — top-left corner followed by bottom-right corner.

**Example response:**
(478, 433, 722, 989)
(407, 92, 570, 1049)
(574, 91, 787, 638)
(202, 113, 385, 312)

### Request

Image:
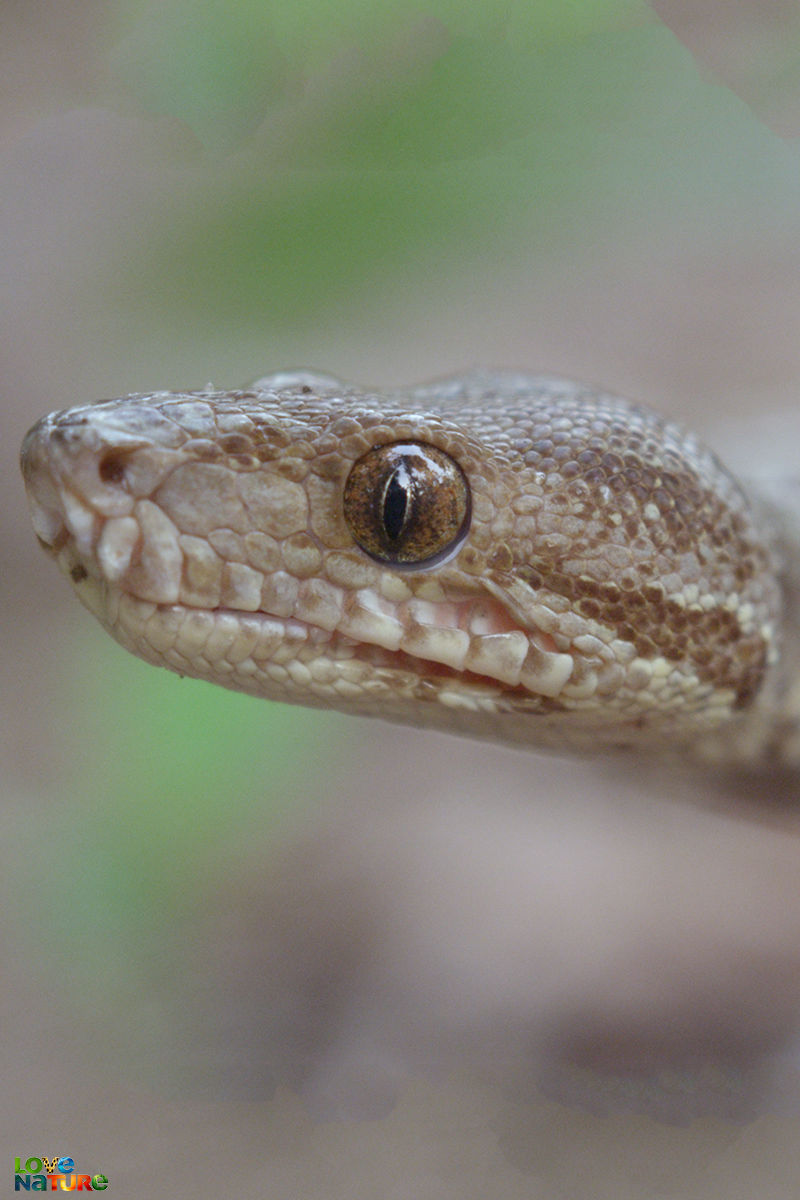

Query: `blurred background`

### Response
(5, 1, 800, 1195)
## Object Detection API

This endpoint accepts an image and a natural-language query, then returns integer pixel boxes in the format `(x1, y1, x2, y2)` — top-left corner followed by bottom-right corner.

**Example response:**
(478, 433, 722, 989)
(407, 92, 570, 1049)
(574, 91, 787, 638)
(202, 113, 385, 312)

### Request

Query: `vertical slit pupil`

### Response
(383, 468, 410, 542)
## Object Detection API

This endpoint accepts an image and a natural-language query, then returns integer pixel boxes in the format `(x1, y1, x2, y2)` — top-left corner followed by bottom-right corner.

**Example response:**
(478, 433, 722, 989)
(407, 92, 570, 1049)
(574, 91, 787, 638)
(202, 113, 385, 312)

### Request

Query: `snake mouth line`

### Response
(214, 604, 547, 698)
(149, 597, 561, 702)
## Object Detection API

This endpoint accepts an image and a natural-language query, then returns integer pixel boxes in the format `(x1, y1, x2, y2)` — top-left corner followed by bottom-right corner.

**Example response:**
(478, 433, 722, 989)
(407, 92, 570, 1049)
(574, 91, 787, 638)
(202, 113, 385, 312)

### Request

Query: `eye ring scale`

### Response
(343, 441, 471, 568)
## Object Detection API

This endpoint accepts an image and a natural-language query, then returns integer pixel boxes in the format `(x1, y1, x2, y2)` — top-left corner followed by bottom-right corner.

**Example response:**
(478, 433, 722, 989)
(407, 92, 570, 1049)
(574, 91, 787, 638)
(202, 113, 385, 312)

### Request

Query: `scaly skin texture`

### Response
(20, 370, 793, 764)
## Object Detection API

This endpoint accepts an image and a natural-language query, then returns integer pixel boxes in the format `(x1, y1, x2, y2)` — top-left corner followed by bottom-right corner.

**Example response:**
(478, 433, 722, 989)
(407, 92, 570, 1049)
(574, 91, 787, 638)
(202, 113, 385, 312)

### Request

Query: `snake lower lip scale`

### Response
(19, 369, 794, 765)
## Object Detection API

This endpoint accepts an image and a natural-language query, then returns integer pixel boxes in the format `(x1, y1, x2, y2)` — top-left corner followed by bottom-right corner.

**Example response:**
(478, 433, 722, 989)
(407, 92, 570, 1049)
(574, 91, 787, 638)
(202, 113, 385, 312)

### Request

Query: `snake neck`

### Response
(694, 475, 800, 772)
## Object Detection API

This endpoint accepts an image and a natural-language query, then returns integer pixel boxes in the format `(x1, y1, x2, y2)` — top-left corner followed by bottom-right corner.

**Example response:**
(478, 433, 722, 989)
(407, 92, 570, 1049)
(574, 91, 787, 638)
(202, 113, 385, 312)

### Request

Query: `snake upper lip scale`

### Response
(19, 369, 796, 767)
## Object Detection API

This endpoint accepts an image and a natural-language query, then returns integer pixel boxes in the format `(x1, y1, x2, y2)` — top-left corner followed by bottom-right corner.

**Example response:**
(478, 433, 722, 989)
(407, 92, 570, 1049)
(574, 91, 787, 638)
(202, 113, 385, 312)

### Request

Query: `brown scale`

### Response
(502, 415, 773, 706)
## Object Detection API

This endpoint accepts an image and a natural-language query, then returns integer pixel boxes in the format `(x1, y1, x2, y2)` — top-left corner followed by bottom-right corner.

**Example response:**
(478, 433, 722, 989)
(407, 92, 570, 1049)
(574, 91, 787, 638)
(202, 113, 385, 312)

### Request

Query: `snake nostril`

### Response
(98, 450, 129, 485)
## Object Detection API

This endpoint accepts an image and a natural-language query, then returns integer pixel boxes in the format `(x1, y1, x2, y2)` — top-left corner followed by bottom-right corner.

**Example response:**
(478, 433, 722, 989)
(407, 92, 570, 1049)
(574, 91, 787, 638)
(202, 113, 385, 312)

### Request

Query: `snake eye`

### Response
(343, 441, 470, 566)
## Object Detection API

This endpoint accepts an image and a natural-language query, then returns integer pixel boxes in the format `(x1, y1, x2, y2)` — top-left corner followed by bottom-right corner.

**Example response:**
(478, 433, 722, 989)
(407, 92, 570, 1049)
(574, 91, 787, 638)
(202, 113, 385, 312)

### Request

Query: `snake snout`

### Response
(20, 417, 68, 551)
(20, 406, 141, 565)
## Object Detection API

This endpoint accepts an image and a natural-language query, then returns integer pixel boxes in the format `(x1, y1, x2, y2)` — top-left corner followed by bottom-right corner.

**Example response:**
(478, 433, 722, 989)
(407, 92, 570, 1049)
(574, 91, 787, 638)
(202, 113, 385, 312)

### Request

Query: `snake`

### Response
(19, 369, 800, 770)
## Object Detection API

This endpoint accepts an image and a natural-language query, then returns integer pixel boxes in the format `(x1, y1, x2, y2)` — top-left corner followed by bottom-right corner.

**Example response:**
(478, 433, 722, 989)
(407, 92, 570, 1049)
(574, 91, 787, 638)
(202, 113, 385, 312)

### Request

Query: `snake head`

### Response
(20, 371, 781, 754)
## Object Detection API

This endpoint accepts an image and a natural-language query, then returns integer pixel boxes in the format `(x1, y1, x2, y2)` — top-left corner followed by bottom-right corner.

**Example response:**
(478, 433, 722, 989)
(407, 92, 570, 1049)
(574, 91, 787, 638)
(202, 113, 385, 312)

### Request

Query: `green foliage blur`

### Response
(101, 0, 797, 337)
